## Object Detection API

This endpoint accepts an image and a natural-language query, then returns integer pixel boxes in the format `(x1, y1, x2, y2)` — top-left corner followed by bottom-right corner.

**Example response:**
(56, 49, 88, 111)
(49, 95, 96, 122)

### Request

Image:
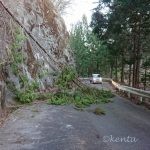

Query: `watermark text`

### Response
(103, 135, 138, 143)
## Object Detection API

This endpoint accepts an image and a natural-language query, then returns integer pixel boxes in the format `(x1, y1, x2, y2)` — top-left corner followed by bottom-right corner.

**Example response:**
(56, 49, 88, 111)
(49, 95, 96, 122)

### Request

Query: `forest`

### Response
(70, 0, 150, 90)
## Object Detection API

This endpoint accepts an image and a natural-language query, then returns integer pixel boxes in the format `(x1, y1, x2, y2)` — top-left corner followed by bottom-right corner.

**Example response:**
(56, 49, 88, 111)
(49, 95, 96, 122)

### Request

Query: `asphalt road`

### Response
(0, 82, 150, 150)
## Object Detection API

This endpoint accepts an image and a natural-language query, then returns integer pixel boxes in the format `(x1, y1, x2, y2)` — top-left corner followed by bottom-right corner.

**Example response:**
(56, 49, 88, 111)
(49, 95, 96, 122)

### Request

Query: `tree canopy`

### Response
(90, 0, 150, 88)
(70, 0, 150, 89)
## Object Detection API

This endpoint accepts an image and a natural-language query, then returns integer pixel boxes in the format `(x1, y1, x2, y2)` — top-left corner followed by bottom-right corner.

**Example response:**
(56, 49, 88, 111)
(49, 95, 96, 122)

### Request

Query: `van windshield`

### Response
(92, 74, 100, 77)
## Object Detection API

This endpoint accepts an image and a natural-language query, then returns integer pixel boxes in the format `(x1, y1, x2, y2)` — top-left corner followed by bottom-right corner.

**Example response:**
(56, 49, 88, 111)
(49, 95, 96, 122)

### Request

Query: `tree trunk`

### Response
(134, 24, 141, 88)
(115, 57, 118, 81)
(96, 62, 99, 73)
(132, 32, 136, 87)
(132, 17, 142, 89)
(121, 65, 124, 83)
(121, 54, 124, 83)
(144, 66, 147, 90)
(110, 62, 114, 79)
(129, 64, 132, 86)
(110, 67, 113, 79)
(135, 55, 140, 88)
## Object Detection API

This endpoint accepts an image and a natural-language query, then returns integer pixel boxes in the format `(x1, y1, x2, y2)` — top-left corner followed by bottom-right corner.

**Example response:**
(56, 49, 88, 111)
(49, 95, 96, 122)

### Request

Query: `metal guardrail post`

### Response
(106, 78, 150, 100)
(79, 77, 150, 99)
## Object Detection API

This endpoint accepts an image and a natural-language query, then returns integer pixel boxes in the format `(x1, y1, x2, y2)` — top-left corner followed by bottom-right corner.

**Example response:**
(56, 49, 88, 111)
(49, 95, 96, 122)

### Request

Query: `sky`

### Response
(63, 0, 98, 31)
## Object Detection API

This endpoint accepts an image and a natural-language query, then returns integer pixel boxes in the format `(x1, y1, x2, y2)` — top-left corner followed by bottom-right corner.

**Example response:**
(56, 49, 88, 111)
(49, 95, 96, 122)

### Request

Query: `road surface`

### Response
(0, 82, 150, 150)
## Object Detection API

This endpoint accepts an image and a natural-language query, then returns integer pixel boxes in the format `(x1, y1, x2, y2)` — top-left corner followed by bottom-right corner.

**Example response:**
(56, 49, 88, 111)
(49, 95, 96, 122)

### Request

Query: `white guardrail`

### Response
(110, 79, 150, 99)
(80, 77, 150, 99)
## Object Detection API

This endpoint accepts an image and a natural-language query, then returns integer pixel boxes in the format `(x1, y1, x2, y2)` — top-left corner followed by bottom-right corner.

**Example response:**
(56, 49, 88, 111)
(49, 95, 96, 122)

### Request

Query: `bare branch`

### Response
(51, 0, 73, 15)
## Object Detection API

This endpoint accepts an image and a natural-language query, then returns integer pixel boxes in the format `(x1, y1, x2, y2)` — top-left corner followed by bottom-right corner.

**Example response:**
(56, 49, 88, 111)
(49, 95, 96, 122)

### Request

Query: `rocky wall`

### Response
(0, 0, 74, 105)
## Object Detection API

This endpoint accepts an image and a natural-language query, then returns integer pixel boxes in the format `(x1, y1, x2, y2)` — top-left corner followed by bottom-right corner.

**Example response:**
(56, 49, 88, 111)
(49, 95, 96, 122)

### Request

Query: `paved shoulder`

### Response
(0, 103, 110, 150)
(89, 96, 150, 150)
(0, 96, 150, 150)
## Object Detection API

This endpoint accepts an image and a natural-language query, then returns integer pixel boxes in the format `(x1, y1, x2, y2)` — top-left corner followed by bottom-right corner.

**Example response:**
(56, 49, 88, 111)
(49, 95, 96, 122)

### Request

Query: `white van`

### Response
(90, 74, 102, 84)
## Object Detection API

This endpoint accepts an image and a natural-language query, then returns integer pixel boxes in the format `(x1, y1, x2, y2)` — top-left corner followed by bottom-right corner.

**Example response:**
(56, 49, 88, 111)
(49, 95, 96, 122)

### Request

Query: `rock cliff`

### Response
(0, 0, 74, 104)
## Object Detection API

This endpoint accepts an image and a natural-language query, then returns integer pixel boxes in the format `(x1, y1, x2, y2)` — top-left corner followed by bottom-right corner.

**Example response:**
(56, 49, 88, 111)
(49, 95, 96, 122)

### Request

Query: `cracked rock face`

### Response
(0, 0, 74, 103)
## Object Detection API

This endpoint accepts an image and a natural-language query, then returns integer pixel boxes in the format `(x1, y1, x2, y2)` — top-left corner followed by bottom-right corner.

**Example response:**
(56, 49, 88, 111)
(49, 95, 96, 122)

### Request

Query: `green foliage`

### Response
(48, 93, 70, 105)
(15, 89, 38, 103)
(48, 88, 114, 108)
(12, 28, 26, 50)
(10, 50, 24, 75)
(90, 0, 150, 87)
(10, 28, 26, 72)
(38, 70, 50, 78)
(37, 93, 53, 100)
(55, 66, 77, 89)
(10, 28, 25, 75)
(48, 65, 114, 108)
(6, 28, 40, 104)
(80, 87, 114, 99)
(11, 63, 19, 75)
(28, 81, 39, 91)
(20, 75, 28, 87)
(142, 58, 150, 69)
(15, 80, 40, 103)
(70, 16, 109, 76)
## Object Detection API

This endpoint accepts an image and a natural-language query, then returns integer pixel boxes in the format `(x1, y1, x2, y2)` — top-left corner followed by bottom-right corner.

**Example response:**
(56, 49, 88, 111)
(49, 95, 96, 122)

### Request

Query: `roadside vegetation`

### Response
(47, 87, 113, 108)
(70, 0, 150, 90)
(6, 32, 114, 109)
(1, 2, 115, 116)
(5, 28, 40, 104)
(16, 65, 114, 110)
(47, 66, 114, 108)
(13, 66, 112, 113)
